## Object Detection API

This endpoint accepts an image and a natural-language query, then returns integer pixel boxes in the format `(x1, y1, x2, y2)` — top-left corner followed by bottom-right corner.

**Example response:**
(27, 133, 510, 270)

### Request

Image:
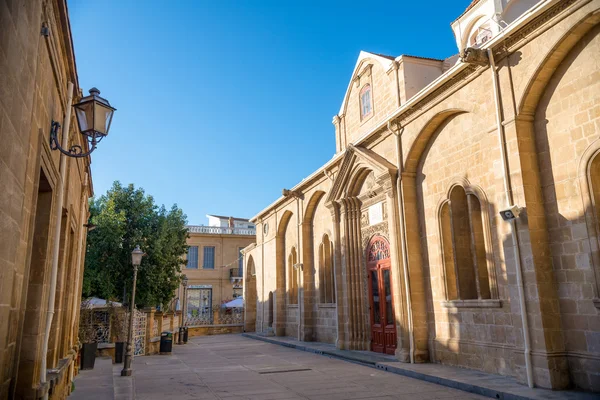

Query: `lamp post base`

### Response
(121, 368, 132, 376)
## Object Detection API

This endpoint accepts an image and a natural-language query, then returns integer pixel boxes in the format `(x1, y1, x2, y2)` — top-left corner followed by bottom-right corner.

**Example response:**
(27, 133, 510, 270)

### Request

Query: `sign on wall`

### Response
(368, 202, 383, 226)
(188, 284, 212, 289)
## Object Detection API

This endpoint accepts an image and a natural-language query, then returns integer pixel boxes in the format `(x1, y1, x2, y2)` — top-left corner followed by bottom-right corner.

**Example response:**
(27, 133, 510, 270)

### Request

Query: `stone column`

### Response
(501, 116, 568, 389)
(275, 228, 287, 336)
(384, 183, 411, 362)
(144, 307, 155, 354)
(301, 220, 316, 341)
(338, 197, 368, 351)
(155, 311, 163, 336)
(328, 201, 349, 350)
(400, 172, 429, 362)
(340, 198, 356, 349)
(350, 197, 368, 350)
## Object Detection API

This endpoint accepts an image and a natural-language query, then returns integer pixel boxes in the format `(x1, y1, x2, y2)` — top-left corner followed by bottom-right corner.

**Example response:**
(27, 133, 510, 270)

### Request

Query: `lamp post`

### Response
(121, 246, 144, 377)
(182, 275, 188, 323)
(179, 275, 188, 345)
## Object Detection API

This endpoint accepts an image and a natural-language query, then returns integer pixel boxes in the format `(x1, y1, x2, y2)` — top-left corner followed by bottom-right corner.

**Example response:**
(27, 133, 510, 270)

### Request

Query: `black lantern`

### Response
(50, 87, 116, 158)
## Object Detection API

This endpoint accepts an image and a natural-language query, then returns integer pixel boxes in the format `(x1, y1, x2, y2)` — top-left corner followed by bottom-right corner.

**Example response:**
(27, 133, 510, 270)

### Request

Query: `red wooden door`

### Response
(367, 237, 397, 355)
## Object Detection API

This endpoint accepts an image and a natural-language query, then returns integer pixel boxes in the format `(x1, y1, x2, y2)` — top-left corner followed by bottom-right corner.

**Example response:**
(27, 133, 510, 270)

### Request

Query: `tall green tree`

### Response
(83, 182, 188, 307)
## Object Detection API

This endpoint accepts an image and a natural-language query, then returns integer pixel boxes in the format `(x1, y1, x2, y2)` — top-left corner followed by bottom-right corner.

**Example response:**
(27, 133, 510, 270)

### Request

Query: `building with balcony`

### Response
(178, 215, 255, 325)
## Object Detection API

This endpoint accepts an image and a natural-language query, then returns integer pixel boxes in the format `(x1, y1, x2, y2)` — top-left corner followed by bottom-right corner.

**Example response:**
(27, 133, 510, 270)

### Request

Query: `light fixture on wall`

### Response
(499, 205, 522, 221)
(50, 88, 116, 158)
(83, 223, 97, 231)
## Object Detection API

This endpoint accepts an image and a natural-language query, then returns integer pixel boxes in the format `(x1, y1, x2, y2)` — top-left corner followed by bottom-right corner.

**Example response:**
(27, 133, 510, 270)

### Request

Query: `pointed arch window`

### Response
(585, 149, 600, 307)
(360, 84, 373, 120)
(319, 234, 335, 304)
(288, 247, 298, 305)
(439, 185, 497, 303)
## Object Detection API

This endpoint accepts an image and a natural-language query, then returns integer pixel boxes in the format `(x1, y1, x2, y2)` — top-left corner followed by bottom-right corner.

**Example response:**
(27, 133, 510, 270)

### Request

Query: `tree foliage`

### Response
(83, 182, 188, 307)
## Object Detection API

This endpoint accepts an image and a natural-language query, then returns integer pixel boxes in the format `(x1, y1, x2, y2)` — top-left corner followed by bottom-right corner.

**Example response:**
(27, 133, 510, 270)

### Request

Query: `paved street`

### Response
(72, 334, 487, 400)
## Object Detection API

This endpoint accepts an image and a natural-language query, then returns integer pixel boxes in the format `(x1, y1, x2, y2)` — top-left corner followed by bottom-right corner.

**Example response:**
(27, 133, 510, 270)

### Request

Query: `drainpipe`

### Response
(488, 48, 534, 388)
(388, 121, 415, 364)
(41, 81, 74, 399)
(68, 172, 89, 384)
(261, 219, 265, 332)
(296, 196, 303, 341)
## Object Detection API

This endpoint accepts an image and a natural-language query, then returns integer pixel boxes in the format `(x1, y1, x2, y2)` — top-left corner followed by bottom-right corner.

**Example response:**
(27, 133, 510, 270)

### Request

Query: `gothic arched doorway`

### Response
(367, 236, 397, 355)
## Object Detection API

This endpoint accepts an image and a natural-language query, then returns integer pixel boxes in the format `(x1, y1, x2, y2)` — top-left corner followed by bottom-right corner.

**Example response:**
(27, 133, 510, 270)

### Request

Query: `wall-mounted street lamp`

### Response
(50, 87, 116, 158)
(41, 84, 116, 398)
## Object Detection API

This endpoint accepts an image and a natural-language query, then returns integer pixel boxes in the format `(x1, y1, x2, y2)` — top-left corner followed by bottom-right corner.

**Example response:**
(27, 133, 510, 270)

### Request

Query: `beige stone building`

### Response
(243, 0, 600, 392)
(1, 0, 96, 398)
(178, 215, 255, 324)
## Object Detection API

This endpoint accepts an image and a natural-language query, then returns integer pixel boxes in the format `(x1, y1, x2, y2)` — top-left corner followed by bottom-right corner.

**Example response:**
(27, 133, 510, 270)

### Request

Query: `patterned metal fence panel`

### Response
(217, 308, 244, 325)
(92, 310, 111, 343)
(133, 309, 146, 356)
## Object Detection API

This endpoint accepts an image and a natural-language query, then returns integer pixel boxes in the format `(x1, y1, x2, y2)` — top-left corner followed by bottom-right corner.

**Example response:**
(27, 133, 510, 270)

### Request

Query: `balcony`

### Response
(230, 268, 243, 283)
(187, 225, 256, 236)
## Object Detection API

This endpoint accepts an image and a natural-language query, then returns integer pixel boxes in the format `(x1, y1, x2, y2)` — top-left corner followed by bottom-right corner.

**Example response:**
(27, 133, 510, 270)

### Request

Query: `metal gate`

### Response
(133, 309, 146, 356)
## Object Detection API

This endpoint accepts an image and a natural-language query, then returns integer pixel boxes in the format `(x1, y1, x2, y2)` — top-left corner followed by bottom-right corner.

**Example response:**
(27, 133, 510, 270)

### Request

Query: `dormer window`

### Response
(360, 84, 373, 120)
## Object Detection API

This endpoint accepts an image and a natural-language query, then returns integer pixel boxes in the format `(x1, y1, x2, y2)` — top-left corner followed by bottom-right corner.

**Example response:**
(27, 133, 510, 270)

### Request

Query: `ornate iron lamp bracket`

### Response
(49, 120, 102, 158)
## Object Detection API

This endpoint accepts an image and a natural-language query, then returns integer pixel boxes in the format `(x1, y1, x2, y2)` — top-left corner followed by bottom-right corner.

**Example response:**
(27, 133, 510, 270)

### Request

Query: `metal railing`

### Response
(229, 268, 243, 279)
(187, 225, 256, 236)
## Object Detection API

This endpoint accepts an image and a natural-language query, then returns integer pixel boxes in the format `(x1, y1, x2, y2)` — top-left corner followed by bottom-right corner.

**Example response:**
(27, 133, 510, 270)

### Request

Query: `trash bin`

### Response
(183, 327, 188, 344)
(160, 331, 173, 354)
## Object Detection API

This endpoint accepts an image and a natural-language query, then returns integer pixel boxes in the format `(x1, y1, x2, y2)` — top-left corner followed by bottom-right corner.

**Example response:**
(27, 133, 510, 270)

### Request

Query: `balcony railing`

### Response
(187, 225, 256, 235)
(230, 268, 243, 283)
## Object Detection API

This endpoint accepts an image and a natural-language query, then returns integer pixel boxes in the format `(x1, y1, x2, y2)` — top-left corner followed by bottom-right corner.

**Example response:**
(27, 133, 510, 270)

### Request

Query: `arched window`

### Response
(360, 84, 372, 120)
(288, 247, 298, 304)
(439, 185, 492, 301)
(319, 235, 335, 303)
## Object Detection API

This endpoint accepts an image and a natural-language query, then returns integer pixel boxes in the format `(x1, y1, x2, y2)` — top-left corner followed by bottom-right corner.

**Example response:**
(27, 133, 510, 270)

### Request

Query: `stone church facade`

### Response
(1, 0, 94, 398)
(243, 0, 600, 392)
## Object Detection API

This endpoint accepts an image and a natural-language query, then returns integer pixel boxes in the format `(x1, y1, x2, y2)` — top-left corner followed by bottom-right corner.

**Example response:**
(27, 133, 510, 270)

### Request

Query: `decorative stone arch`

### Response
(578, 139, 600, 302)
(244, 255, 257, 332)
(275, 210, 293, 336)
(518, 11, 600, 116)
(461, 14, 487, 49)
(495, 11, 600, 391)
(300, 190, 326, 341)
(404, 109, 468, 175)
(324, 144, 399, 351)
(399, 108, 477, 362)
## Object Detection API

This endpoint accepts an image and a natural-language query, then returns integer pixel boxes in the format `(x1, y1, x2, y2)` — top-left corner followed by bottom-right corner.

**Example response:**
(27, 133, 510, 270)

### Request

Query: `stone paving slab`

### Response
(243, 333, 599, 400)
(74, 334, 594, 400)
(70, 357, 114, 400)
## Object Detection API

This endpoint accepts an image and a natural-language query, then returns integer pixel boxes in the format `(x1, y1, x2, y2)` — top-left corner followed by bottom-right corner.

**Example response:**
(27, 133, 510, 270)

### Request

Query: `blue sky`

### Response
(68, 0, 469, 225)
